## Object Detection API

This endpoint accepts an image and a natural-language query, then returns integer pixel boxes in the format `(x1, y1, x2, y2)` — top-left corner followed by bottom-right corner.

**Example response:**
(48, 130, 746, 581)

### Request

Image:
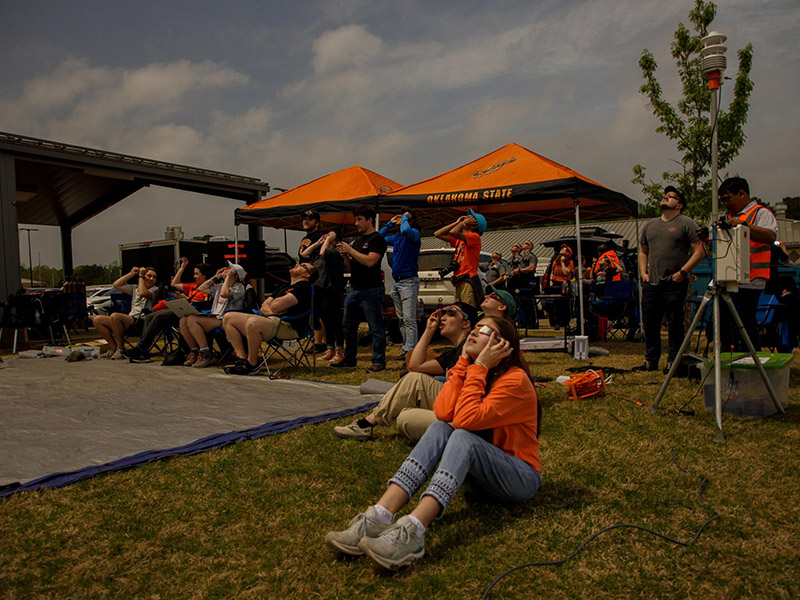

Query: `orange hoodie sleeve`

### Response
(450, 365, 536, 431)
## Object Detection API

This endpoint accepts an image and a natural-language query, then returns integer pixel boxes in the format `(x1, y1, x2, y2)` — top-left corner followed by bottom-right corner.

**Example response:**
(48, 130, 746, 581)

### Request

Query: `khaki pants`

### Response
(372, 372, 443, 442)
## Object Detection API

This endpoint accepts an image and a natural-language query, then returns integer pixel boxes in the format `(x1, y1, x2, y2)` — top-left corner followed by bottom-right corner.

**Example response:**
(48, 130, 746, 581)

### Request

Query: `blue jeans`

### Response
(391, 276, 420, 352)
(389, 420, 541, 515)
(342, 286, 386, 366)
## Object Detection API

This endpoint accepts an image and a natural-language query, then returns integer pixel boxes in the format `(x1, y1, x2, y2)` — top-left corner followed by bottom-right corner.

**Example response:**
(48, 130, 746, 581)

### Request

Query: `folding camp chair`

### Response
(259, 289, 315, 379)
(590, 279, 637, 341)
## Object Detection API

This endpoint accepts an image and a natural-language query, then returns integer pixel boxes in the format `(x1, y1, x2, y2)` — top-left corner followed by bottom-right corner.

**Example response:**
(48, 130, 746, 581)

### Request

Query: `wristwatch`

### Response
(679, 269, 688, 279)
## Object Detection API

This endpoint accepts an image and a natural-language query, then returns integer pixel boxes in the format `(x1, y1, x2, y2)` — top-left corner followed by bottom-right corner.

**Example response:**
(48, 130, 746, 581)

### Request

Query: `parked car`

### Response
(385, 248, 491, 310)
(86, 286, 114, 315)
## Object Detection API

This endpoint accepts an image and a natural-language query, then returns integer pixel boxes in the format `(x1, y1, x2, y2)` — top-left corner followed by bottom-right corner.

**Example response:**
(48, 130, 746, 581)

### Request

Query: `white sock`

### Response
(407, 514, 426, 537)
(199, 346, 209, 352)
(373, 504, 394, 525)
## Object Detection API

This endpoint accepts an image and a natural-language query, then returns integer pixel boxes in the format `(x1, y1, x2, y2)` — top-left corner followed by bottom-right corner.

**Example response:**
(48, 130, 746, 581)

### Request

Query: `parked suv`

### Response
(385, 247, 491, 310)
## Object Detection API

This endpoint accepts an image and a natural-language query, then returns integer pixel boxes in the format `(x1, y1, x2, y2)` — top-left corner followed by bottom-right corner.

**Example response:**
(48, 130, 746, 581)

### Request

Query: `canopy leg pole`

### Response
(573, 198, 585, 337)
(634, 215, 644, 339)
(234, 226, 239, 262)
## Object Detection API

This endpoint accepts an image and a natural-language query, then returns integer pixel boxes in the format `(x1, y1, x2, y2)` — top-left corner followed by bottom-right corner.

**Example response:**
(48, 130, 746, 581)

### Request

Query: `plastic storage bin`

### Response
(700, 352, 793, 417)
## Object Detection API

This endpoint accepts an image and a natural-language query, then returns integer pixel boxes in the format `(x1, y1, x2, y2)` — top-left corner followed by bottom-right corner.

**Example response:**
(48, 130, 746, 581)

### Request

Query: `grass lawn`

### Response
(1, 334, 799, 599)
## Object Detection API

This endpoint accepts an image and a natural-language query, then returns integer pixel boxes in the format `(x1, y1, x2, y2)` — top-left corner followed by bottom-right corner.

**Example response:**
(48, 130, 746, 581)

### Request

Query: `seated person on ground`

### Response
(221, 261, 319, 376)
(92, 266, 158, 360)
(126, 258, 212, 360)
(334, 302, 478, 443)
(325, 316, 540, 569)
(481, 285, 517, 321)
(180, 262, 247, 368)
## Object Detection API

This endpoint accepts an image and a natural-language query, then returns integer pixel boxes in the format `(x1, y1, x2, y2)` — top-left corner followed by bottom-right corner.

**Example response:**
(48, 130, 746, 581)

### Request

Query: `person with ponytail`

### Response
(325, 315, 540, 568)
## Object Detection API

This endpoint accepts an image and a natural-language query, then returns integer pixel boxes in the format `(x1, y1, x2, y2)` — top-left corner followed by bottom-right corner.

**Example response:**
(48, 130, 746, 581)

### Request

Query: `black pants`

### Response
(319, 287, 345, 350)
(719, 287, 761, 352)
(136, 310, 180, 350)
(641, 280, 689, 365)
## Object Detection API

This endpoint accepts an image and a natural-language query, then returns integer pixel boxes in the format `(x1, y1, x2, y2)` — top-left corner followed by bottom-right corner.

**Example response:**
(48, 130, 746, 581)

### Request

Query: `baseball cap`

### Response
(663, 186, 685, 205)
(445, 302, 479, 327)
(226, 261, 247, 282)
(302, 209, 321, 220)
(485, 285, 517, 318)
(468, 209, 487, 234)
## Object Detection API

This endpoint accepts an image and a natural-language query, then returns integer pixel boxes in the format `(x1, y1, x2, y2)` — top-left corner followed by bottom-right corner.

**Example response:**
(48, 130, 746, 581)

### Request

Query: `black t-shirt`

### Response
(434, 339, 466, 372)
(349, 232, 387, 290)
(272, 280, 312, 319)
(299, 230, 325, 260)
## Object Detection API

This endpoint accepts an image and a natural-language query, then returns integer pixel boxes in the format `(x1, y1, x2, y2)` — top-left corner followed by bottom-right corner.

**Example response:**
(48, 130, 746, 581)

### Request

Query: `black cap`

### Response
(302, 209, 321, 220)
(452, 301, 479, 327)
(664, 185, 685, 206)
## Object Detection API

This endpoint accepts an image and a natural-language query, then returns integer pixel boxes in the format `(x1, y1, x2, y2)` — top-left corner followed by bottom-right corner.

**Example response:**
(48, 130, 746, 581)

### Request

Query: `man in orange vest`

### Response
(718, 177, 778, 351)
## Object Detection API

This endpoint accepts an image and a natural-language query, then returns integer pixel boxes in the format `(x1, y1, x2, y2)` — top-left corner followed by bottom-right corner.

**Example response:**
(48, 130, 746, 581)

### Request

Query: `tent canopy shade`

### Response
(235, 165, 402, 231)
(381, 143, 639, 230)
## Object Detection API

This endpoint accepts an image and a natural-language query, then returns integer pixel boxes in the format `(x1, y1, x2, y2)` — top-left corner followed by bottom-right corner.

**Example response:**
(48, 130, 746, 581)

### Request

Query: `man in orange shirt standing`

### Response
(434, 209, 486, 309)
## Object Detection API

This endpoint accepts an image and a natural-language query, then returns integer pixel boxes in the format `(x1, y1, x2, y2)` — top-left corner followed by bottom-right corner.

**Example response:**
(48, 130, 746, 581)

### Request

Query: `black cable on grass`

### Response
(483, 407, 721, 599)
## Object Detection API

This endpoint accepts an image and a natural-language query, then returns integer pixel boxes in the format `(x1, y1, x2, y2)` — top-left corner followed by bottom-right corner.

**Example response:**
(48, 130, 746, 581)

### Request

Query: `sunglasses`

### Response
(477, 325, 501, 337)
(299, 263, 312, 273)
(442, 306, 468, 320)
(486, 292, 502, 302)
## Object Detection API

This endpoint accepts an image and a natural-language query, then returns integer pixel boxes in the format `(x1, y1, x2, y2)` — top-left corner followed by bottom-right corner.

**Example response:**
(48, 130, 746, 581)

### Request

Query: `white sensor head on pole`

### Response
(700, 31, 727, 75)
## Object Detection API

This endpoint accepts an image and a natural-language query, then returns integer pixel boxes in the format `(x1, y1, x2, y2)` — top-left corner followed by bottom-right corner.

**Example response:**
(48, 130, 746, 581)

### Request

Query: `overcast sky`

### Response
(2, 0, 798, 270)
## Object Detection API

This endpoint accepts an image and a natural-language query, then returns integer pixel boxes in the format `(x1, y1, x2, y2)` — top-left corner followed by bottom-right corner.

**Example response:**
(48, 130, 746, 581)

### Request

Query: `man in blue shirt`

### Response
(381, 209, 422, 361)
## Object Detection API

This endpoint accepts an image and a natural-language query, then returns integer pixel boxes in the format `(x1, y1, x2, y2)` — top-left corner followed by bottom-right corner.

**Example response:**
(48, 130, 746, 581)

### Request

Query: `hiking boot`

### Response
(225, 360, 260, 376)
(325, 506, 391, 556)
(333, 420, 374, 441)
(183, 351, 199, 367)
(319, 348, 336, 361)
(223, 357, 247, 374)
(367, 363, 385, 373)
(632, 360, 658, 372)
(331, 350, 344, 363)
(358, 515, 425, 569)
(192, 350, 216, 368)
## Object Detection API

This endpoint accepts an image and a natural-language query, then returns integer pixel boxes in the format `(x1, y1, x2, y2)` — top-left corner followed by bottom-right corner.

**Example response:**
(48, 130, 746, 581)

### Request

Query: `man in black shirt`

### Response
(298, 209, 327, 353)
(333, 302, 478, 442)
(298, 209, 324, 259)
(333, 205, 388, 372)
(222, 262, 318, 375)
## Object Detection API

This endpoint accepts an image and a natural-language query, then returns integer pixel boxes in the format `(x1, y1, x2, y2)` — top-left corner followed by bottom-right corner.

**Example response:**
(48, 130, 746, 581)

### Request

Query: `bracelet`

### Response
(474, 359, 490, 369)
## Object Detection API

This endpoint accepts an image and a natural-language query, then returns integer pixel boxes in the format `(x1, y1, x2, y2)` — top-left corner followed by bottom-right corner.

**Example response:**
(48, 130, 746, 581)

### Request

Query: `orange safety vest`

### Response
(739, 204, 773, 281)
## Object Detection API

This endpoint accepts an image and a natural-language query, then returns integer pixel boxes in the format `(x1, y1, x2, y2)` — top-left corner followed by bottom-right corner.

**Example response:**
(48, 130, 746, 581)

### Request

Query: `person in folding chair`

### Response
(125, 259, 213, 361)
(221, 261, 319, 376)
(92, 266, 159, 360)
(180, 262, 247, 368)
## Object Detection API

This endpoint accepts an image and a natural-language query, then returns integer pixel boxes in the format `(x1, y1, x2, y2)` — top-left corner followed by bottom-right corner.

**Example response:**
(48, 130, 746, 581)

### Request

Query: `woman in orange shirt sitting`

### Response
(325, 316, 540, 568)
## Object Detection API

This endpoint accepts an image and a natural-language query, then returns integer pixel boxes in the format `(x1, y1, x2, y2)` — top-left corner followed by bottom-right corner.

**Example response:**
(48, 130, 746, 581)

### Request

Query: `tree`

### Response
(783, 197, 800, 221)
(632, 0, 754, 220)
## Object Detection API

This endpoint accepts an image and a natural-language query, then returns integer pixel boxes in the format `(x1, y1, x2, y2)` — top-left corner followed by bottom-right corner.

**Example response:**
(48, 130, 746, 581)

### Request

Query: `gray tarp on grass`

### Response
(0, 358, 382, 492)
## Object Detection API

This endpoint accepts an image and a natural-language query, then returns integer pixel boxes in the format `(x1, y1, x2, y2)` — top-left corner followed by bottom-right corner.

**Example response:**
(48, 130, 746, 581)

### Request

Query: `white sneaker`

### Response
(110, 349, 125, 360)
(358, 515, 425, 569)
(325, 506, 391, 555)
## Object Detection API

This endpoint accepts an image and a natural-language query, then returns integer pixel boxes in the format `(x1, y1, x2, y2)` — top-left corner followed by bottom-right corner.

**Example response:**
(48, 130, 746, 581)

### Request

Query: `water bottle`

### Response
(562, 280, 569, 295)
(34, 309, 41, 325)
(437, 297, 443, 312)
(417, 297, 425, 319)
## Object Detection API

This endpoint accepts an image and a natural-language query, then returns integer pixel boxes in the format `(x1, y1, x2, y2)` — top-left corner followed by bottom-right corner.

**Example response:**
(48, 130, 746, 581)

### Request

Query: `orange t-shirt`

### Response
(450, 231, 481, 278)
(433, 356, 540, 471)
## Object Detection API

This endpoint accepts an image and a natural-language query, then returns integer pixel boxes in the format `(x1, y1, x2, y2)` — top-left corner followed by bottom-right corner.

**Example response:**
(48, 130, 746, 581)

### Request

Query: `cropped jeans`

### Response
(342, 286, 386, 366)
(388, 420, 541, 515)
(391, 276, 420, 353)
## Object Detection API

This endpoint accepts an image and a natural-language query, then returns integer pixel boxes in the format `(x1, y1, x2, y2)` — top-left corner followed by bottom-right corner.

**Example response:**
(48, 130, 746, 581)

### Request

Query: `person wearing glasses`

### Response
(333, 302, 478, 442)
(221, 262, 318, 376)
(718, 177, 778, 352)
(636, 186, 704, 373)
(481, 286, 517, 321)
(298, 209, 328, 354)
(325, 316, 540, 569)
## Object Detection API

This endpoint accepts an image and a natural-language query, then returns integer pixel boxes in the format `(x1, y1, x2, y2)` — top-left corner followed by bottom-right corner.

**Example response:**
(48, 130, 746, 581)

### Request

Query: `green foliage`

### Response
(19, 264, 63, 287)
(73, 262, 120, 285)
(192, 234, 214, 241)
(633, 0, 754, 220)
(783, 196, 800, 220)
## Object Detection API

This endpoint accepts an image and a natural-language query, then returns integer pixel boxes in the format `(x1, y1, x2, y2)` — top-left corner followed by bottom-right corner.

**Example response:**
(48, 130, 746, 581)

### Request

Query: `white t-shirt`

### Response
(126, 283, 158, 318)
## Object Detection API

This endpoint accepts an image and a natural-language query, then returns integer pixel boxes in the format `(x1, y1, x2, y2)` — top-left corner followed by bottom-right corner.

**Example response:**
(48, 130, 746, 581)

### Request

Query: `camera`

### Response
(438, 260, 459, 279)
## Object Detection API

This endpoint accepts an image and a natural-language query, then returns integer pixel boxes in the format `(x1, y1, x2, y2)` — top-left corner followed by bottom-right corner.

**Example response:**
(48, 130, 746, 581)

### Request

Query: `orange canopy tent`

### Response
(234, 165, 402, 231)
(380, 142, 638, 229)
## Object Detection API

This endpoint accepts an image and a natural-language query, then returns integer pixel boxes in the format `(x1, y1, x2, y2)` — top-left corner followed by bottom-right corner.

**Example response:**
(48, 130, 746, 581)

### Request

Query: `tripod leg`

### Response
(651, 287, 713, 413)
(719, 291, 785, 415)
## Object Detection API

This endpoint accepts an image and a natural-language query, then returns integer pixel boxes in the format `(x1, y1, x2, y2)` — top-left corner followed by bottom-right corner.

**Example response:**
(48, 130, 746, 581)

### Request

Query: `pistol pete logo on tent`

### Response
(377, 185, 395, 194)
(472, 156, 517, 179)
